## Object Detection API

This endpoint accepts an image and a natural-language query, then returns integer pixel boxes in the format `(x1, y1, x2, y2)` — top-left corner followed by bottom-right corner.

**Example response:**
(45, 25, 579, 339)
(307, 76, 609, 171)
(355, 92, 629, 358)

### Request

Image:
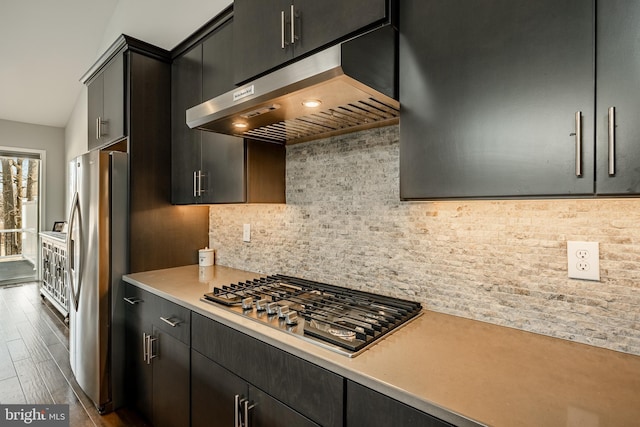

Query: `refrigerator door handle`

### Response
(67, 191, 82, 311)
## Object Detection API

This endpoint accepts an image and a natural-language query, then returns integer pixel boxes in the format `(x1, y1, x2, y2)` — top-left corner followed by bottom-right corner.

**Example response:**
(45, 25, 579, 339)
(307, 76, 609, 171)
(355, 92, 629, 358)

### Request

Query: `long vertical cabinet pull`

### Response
(575, 111, 582, 177)
(96, 117, 101, 140)
(234, 395, 241, 427)
(193, 171, 198, 197)
(193, 170, 205, 197)
(142, 332, 149, 363)
(243, 400, 255, 427)
(290, 4, 296, 44)
(281, 11, 286, 49)
(142, 332, 157, 365)
(608, 106, 616, 175)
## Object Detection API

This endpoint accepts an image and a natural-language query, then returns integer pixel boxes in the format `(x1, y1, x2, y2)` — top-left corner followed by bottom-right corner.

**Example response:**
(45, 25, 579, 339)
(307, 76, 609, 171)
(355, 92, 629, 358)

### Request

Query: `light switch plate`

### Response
(567, 241, 600, 281)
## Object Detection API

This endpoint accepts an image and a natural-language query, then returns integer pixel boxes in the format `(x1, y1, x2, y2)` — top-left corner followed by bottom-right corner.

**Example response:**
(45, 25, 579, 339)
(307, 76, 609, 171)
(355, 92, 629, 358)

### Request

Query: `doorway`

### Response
(0, 151, 40, 285)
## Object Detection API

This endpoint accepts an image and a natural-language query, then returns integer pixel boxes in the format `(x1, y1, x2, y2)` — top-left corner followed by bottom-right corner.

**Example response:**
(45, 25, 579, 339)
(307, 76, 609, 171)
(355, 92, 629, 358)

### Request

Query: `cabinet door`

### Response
(346, 381, 454, 427)
(102, 53, 125, 145)
(191, 350, 248, 427)
(87, 73, 104, 151)
(171, 45, 202, 204)
(152, 327, 190, 427)
(233, 0, 293, 84)
(87, 53, 125, 150)
(192, 314, 343, 427)
(399, 0, 594, 199)
(293, 0, 387, 57)
(595, 0, 640, 195)
(200, 133, 246, 203)
(248, 385, 319, 427)
(125, 285, 153, 420)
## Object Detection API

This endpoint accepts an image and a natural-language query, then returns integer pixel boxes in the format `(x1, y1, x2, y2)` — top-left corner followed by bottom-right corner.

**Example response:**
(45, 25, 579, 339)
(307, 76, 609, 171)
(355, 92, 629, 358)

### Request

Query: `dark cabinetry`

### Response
(233, 0, 388, 84)
(400, 0, 640, 199)
(83, 35, 208, 271)
(123, 283, 190, 427)
(87, 52, 125, 150)
(171, 16, 285, 204)
(346, 381, 454, 427)
(400, 0, 594, 199)
(595, 0, 640, 194)
(191, 313, 343, 427)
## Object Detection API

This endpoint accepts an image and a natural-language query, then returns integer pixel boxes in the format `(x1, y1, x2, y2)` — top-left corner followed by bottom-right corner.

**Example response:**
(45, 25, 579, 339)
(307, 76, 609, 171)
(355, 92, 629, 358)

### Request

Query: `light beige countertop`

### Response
(123, 264, 640, 427)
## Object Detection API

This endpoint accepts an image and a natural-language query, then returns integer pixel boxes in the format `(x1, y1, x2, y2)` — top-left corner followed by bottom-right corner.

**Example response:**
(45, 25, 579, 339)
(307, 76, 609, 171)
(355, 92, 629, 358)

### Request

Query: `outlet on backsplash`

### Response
(567, 241, 600, 281)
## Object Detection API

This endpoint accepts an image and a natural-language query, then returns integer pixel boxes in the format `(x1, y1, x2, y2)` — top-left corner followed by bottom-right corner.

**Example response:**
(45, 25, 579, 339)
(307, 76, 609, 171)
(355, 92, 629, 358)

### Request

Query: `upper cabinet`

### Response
(87, 53, 125, 151)
(82, 35, 209, 272)
(400, 0, 640, 199)
(171, 14, 285, 205)
(232, 0, 388, 84)
(595, 0, 640, 195)
(400, 0, 595, 199)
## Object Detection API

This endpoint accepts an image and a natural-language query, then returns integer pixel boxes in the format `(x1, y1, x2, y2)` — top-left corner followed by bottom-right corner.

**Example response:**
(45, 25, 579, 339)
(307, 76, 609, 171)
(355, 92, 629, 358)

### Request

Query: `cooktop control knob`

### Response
(266, 302, 278, 315)
(284, 311, 298, 325)
(256, 299, 268, 311)
(277, 305, 290, 318)
(242, 297, 253, 310)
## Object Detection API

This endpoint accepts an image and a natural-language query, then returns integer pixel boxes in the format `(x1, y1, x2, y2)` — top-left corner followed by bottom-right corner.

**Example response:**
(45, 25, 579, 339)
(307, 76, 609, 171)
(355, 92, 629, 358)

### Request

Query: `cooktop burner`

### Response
(201, 275, 422, 357)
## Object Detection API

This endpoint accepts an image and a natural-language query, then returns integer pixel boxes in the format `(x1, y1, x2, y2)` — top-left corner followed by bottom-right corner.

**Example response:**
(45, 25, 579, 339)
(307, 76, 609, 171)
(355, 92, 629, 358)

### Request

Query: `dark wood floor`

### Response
(0, 282, 148, 426)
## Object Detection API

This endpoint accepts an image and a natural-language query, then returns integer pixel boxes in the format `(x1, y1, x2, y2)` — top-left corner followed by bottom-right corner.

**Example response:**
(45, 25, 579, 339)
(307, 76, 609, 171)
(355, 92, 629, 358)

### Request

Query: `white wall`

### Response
(0, 119, 65, 229)
(65, 87, 88, 163)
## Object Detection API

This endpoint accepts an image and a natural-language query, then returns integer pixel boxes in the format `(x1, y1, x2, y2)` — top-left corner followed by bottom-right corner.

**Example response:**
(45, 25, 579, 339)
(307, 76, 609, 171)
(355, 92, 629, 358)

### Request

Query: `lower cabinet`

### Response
(192, 350, 318, 427)
(191, 313, 343, 427)
(123, 283, 190, 427)
(152, 327, 190, 427)
(123, 286, 462, 426)
(346, 381, 454, 427)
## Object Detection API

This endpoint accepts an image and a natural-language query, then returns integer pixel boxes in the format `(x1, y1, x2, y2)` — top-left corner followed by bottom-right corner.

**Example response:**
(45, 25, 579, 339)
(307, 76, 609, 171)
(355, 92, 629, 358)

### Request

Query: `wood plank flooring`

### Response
(0, 282, 149, 426)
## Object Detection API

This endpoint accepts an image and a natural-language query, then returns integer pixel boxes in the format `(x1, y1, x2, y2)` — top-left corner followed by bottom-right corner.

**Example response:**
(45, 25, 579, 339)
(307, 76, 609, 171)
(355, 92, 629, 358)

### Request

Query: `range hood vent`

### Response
(187, 26, 398, 145)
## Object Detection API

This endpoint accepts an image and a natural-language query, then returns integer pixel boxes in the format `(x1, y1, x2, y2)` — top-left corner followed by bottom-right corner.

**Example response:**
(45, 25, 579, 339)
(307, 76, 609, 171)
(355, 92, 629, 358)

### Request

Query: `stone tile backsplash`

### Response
(209, 125, 640, 356)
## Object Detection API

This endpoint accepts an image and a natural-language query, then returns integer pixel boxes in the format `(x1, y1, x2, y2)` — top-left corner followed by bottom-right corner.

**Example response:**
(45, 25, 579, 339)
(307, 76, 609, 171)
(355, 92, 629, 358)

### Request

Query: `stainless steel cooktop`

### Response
(201, 274, 422, 357)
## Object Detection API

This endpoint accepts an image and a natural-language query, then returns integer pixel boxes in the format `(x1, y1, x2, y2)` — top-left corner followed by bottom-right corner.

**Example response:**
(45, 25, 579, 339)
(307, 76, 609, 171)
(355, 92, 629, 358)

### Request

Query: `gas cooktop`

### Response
(201, 275, 422, 357)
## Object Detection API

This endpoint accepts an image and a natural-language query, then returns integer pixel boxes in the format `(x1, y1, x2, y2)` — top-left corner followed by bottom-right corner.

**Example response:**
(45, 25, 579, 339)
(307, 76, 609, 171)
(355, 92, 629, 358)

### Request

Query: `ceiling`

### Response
(0, 0, 231, 129)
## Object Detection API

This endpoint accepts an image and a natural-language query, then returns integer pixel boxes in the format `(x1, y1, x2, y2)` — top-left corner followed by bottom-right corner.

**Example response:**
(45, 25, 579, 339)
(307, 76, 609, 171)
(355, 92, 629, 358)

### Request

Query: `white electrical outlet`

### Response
(243, 223, 251, 242)
(567, 241, 600, 281)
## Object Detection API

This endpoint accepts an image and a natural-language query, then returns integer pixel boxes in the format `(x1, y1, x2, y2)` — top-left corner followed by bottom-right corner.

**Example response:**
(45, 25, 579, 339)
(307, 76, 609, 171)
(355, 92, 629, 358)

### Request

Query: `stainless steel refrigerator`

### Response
(66, 150, 127, 413)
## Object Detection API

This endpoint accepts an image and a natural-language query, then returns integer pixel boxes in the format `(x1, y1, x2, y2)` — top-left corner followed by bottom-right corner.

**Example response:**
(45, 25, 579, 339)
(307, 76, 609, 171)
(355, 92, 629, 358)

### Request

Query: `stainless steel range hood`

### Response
(186, 25, 398, 145)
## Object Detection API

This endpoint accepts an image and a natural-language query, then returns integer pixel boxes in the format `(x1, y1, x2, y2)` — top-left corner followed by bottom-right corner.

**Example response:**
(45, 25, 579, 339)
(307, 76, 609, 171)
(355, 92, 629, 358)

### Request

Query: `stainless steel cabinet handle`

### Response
(291, 4, 296, 44)
(234, 395, 241, 427)
(160, 316, 181, 327)
(574, 111, 582, 177)
(123, 297, 142, 305)
(142, 332, 148, 362)
(147, 335, 157, 364)
(243, 400, 255, 427)
(281, 10, 286, 49)
(193, 171, 197, 197)
(608, 106, 616, 175)
(96, 117, 100, 140)
(194, 170, 205, 196)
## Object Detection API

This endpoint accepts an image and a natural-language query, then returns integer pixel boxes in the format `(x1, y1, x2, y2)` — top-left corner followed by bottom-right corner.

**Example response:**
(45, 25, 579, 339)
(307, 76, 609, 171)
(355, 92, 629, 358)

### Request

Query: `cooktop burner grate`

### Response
(202, 275, 422, 357)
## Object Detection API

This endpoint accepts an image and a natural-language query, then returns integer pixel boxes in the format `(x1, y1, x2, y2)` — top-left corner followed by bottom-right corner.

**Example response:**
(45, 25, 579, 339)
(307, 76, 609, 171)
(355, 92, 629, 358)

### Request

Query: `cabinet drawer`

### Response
(192, 313, 343, 427)
(154, 297, 191, 345)
(346, 381, 454, 427)
(122, 282, 157, 319)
